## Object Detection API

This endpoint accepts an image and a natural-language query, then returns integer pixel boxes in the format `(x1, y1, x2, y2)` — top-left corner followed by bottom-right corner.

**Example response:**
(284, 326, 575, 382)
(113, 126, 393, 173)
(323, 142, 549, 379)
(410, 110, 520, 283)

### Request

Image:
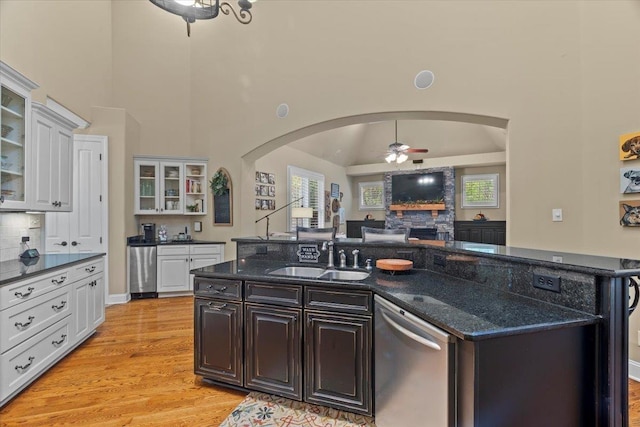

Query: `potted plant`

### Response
(209, 170, 229, 196)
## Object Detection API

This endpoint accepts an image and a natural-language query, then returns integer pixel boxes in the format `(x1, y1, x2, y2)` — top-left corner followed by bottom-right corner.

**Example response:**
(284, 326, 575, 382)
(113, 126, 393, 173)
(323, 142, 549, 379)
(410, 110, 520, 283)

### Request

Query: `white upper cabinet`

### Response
(0, 61, 38, 210)
(134, 156, 207, 215)
(30, 102, 75, 212)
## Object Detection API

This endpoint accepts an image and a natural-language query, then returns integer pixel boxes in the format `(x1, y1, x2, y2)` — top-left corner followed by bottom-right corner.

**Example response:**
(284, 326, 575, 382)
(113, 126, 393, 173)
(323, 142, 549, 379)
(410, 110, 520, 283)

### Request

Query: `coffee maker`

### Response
(142, 223, 156, 242)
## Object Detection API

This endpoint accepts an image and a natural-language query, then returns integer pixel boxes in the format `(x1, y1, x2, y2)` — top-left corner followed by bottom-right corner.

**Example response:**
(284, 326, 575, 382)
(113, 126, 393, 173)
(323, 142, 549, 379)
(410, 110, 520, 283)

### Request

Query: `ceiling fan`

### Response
(385, 120, 429, 164)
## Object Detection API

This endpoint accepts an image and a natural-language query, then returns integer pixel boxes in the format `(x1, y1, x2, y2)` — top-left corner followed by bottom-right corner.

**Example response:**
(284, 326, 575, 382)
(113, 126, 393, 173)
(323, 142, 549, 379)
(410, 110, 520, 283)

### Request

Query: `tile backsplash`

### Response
(0, 213, 44, 262)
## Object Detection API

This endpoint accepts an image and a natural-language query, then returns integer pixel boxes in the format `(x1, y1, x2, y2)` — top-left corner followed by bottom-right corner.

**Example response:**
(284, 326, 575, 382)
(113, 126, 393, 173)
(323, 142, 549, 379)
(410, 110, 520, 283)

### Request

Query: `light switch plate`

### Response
(194, 221, 202, 232)
(552, 208, 563, 222)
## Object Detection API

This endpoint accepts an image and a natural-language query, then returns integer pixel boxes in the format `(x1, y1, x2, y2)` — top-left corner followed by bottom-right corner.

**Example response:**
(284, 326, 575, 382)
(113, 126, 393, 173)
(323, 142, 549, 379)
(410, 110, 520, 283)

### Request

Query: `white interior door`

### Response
(46, 136, 104, 253)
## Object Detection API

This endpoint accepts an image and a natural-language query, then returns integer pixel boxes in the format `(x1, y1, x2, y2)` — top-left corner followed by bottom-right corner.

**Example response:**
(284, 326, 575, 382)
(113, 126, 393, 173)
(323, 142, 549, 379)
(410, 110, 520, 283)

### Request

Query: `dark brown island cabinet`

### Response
(194, 277, 373, 415)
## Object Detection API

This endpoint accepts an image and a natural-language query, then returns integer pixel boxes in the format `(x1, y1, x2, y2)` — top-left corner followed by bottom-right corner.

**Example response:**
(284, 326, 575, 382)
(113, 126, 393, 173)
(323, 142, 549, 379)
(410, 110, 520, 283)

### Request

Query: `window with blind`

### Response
(287, 166, 325, 231)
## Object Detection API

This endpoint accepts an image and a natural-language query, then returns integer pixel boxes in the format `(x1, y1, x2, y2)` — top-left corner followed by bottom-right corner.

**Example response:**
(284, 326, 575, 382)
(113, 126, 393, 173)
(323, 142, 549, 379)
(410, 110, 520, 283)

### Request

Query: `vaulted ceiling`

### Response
(288, 120, 507, 168)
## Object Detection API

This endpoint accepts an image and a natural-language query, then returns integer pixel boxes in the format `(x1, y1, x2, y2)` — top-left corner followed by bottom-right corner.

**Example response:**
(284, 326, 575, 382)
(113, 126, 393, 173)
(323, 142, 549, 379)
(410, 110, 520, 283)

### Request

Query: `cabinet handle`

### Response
(207, 302, 227, 311)
(52, 276, 67, 285)
(52, 334, 67, 347)
(85, 266, 96, 273)
(71, 241, 79, 246)
(55, 241, 68, 246)
(15, 316, 35, 330)
(207, 285, 227, 293)
(15, 287, 35, 298)
(0, 195, 4, 203)
(52, 301, 67, 311)
(15, 356, 35, 373)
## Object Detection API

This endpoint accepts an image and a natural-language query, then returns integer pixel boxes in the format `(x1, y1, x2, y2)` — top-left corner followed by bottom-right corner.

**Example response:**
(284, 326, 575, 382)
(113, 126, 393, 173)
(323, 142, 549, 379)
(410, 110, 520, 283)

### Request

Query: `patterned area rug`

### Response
(219, 392, 376, 427)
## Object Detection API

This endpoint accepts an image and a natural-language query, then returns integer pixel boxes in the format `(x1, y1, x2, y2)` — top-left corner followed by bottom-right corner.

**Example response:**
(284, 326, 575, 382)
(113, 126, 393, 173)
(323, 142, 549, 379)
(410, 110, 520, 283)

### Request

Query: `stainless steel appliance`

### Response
(128, 244, 157, 299)
(142, 223, 156, 242)
(374, 295, 455, 427)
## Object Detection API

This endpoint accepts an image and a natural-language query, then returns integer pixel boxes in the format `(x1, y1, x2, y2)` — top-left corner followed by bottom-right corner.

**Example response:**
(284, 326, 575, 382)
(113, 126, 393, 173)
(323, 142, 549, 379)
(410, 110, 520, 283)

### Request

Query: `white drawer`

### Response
(157, 245, 189, 256)
(0, 269, 70, 311)
(0, 286, 72, 354)
(190, 244, 222, 256)
(0, 318, 71, 402)
(68, 258, 104, 283)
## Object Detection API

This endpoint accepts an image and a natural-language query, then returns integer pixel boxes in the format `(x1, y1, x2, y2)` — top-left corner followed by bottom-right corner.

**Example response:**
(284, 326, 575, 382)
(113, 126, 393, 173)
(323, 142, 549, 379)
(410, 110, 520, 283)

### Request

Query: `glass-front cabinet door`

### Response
(134, 160, 185, 215)
(134, 160, 160, 214)
(0, 62, 38, 210)
(160, 162, 183, 214)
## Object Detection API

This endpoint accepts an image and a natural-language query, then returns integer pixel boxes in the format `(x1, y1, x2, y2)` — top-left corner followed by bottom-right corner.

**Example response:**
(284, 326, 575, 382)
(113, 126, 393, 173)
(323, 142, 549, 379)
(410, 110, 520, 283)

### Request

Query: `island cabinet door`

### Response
(304, 311, 372, 415)
(244, 304, 302, 400)
(194, 298, 243, 386)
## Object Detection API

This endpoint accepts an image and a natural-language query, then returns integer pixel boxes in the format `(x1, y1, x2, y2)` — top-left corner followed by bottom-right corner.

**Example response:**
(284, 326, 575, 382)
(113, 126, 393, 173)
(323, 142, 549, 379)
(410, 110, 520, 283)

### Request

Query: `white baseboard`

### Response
(107, 293, 130, 306)
(630, 359, 640, 382)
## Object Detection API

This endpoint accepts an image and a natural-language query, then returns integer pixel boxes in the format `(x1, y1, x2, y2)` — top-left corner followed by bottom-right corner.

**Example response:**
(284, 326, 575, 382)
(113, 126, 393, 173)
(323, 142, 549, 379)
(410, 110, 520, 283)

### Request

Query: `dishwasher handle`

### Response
(380, 310, 441, 351)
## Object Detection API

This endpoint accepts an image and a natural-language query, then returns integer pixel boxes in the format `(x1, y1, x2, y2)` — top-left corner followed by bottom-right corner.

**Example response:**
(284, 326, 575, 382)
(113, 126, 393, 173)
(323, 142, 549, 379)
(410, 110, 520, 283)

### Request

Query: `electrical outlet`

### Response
(21, 236, 30, 243)
(433, 254, 446, 267)
(533, 273, 561, 293)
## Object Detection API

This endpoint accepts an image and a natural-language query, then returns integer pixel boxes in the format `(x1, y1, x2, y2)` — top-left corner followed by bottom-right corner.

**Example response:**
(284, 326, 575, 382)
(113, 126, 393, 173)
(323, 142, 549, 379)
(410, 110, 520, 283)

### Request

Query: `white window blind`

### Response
(287, 166, 325, 231)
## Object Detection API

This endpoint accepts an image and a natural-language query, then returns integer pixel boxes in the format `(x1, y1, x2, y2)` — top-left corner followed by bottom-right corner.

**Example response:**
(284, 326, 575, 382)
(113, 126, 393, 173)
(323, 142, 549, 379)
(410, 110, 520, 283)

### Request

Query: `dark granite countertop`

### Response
(232, 236, 640, 277)
(0, 253, 106, 286)
(128, 238, 226, 247)
(192, 258, 599, 342)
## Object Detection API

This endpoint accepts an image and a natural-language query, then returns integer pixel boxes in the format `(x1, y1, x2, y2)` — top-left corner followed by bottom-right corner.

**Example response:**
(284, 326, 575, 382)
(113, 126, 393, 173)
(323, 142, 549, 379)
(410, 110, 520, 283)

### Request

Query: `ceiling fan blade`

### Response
(405, 148, 429, 153)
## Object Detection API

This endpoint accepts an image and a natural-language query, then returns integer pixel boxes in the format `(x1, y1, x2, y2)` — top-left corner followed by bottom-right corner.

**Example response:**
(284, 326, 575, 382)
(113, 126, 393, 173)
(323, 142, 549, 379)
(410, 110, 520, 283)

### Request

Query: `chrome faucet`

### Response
(339, 250, 347, 268)
(322, 241, 335, 268)
(352, 249, 360, 268)
(365, 258, 373, 271)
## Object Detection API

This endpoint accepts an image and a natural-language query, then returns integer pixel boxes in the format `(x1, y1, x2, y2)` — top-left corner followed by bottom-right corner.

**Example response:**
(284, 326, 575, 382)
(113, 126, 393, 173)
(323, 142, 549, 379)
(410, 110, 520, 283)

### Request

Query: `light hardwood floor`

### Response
(1, 296, 639, 426)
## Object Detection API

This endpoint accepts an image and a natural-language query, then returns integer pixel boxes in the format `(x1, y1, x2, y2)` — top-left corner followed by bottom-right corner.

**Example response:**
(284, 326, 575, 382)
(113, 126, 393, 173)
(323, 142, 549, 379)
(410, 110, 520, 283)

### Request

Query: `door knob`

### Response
(71, 241, 79, 246)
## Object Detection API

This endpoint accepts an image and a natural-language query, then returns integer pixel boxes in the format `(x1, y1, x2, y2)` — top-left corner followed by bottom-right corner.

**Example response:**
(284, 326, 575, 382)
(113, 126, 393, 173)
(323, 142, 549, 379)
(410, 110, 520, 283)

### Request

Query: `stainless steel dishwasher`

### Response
(374, 295, 455, 427)
(128, 243, 157, 299)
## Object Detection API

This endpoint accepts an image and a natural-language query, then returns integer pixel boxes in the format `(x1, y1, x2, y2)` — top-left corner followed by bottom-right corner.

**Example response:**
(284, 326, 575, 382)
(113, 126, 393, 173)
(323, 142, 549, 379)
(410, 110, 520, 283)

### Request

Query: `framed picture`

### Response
(260, 172, 269, 184)
(620, 200, 640, 226)
(255, 185, 261, 196)
(331, 183, 339, 198)
(620, 167, 640, 193)
(619, 131, 640, 161)
(260, 185, 269, 196)
(268, 173, 275, 185)
(255, 172, 261, 182)
(261, 199, 269, 210)
(255, 199, 261, 210)
(268, 186, 275, 197)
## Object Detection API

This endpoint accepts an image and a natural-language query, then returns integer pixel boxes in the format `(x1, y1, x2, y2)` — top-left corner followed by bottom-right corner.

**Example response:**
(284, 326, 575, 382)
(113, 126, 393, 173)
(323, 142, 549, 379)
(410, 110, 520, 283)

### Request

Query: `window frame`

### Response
(358, 181, 385, 210)
(461, 173, 499, 208)
(287, 165, 325, 231)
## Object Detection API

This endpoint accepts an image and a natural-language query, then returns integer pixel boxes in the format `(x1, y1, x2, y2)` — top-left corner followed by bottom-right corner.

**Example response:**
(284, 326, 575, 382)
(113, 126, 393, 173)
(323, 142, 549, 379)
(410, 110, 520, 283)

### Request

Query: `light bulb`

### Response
(385, 153, 397, 163)
(397, 153, 408, 164)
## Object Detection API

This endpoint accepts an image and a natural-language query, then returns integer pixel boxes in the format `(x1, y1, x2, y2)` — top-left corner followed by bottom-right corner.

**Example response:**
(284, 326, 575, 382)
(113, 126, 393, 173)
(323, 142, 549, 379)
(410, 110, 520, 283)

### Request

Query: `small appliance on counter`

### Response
(142, 223, 156, 242)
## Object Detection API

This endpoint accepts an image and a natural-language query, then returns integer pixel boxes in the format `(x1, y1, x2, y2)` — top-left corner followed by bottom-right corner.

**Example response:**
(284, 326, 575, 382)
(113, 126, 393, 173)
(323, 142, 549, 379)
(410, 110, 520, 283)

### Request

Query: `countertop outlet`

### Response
(533, 273, 561, 293)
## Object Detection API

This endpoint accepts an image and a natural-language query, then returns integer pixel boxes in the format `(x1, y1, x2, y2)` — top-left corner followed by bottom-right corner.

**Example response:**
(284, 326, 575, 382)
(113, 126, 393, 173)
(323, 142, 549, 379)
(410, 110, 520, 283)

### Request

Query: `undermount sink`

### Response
(317, 270, 371, 281)
(268, 266, 326, 278)
(267, 266, 371, 281)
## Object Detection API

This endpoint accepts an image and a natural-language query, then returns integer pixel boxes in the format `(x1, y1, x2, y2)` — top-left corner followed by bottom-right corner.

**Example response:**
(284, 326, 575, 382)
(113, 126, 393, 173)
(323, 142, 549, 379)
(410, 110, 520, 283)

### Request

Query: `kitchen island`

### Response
(192, 237, 638, 426)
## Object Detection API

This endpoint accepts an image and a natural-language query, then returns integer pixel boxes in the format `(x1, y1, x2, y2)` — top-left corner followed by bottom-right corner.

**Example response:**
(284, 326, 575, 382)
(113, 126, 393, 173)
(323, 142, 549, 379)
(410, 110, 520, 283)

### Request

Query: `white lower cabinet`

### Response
(157, 244, 223, 295)
(72, 273, 105, 343)
(0, 256, 105, 407)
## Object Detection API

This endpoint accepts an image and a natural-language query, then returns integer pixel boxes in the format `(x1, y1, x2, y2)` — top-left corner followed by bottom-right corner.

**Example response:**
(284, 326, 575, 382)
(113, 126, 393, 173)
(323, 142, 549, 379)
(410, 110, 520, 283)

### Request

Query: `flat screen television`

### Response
(391, 172, 445, 204)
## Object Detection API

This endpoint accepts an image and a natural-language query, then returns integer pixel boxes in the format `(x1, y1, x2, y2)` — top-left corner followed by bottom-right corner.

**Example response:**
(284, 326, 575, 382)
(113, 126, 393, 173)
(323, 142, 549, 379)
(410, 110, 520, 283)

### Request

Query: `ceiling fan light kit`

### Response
(385, 120, 428, 164)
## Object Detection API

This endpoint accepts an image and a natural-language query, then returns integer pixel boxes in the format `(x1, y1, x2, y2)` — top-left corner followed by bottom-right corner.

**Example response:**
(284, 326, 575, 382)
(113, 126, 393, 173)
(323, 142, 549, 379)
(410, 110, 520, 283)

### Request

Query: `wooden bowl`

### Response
(376, 258, 413, 272)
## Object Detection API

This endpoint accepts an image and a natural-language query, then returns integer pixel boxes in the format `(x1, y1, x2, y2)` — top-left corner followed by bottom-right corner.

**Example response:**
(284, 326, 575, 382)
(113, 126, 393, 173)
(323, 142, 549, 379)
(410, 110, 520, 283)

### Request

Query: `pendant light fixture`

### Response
(150, 0, 255, 37)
